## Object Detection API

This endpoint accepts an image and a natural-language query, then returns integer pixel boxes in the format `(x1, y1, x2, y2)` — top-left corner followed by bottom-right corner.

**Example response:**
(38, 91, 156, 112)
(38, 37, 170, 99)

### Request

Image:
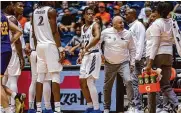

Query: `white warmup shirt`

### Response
(129, 20, 146, 61)
(33, 6, 56, 45)
(148, 18, 175, 60)
(101, 27, 136, 66)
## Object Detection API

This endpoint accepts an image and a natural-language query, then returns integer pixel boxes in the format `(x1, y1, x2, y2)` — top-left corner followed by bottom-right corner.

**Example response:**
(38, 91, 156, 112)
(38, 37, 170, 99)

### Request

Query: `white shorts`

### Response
(36, 44, 63, 74)
(4, 51, 21, 76)
(80, 52, 101, 79)
(30, 51, 51, 81)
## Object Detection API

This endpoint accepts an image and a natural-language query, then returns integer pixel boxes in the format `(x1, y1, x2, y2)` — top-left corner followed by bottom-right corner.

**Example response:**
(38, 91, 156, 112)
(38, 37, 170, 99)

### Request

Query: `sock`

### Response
(54, 102, 61, 112)
(36, 102, 42, 112)
(104, 109, 109, 113)
(4, 107, 13, 113)
(87, 102, 93, 108)
(29, 102, 34, 109)
(11, 92, 17, 99)
(44, 102, 52, 110)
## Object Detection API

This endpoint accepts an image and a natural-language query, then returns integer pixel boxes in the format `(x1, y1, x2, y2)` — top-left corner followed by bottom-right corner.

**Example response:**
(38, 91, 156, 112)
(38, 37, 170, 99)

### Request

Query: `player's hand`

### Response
(76, 56, 82, 64)
(130, 65, 134, 73)
(82, 48, 89, 56)
(58, 51, 65, 63)
(64, 27, 68, 32)
(145, 64, 152, 74)
(20, 58, 25, 70)
(24, 48, 31, 56)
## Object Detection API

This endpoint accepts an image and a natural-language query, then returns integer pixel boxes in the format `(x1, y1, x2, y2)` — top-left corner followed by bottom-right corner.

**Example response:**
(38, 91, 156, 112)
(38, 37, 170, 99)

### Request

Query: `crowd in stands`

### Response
(21, 1, 181, 65)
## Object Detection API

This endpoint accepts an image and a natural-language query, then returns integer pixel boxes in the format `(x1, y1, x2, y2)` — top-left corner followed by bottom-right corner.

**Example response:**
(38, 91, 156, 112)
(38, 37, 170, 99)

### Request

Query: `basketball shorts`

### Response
(1, 51, 12, 76)
(80, 51, 101, 79)
(30, 51, 51, 81)
(4, 51, 21, 76)
(36, 43, 63, 74)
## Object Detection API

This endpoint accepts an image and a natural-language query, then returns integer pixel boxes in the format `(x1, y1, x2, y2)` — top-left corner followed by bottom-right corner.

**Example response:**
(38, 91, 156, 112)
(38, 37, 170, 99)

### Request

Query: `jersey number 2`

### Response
(38, 16, 44, 26)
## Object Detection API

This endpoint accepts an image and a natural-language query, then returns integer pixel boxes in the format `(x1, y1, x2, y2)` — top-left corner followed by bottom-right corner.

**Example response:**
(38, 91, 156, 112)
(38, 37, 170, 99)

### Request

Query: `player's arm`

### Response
(9, 17, 24, 69)
(85, 23, 101, 51)
(8, 19, 23, 44)
(48, 8, 64, 62)
(31, 11, 37, 49)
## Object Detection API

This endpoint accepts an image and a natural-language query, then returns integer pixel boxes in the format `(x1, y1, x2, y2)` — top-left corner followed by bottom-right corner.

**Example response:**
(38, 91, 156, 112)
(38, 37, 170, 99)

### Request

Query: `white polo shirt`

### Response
(148, 18, 175, 60)
(129, 20, 146, 61)
(101, 27, 136, 65)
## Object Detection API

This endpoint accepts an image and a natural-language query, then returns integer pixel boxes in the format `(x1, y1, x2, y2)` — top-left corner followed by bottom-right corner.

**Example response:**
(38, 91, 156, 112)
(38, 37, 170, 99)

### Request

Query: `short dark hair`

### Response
(1, 1, 12, 10)
(74, 23, 81, 29)
(63, 8, 69, 13)
(82, 7, 94, 16)
(157, 2, 173, 18)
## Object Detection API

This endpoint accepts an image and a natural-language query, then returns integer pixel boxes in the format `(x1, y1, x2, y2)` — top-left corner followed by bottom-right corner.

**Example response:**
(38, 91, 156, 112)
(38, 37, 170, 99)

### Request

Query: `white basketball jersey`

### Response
(33, 6, 55, 44)
(81, 22, 100, 51)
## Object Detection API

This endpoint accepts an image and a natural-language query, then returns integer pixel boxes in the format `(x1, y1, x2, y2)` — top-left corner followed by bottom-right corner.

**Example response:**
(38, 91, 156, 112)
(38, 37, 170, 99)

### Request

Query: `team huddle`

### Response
(1, 1, 181, 113)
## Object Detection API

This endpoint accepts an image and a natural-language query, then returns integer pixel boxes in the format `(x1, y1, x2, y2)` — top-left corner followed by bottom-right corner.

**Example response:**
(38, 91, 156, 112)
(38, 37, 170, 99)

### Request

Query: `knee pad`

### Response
(37, 73, 46, 83)
(50, 72, 60, 84)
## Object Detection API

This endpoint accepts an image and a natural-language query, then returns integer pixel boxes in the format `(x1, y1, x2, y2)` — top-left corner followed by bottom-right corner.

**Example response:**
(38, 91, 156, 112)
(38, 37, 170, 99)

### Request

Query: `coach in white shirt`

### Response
(101, 16, 136, 113)
(125, 8, 146, 112)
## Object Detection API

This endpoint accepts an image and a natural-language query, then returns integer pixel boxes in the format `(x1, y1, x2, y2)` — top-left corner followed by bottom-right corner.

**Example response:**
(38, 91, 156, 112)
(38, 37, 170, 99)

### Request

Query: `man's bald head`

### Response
(125, 8, 137, 23)
(112, 16, 124, 31)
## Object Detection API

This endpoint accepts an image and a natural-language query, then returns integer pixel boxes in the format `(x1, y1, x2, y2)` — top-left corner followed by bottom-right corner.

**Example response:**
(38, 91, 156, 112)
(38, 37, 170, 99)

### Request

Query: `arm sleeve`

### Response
(135, 23, 146, 60)
(149, 24, 161, 60)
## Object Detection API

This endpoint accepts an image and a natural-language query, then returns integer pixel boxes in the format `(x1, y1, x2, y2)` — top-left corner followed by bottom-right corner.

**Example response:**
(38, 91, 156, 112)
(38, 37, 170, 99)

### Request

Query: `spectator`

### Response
(94, 16, 106, 31)
(143, 7, 152, 23)
(59, 8, 76, 32)
(138, 1, 151, 21)
(173, 1, 181, 30)
(24, 13, 32, 44)
(65, 23, 82, 56)
(113, 5, 121, 17)
(95, 2, 111, 26)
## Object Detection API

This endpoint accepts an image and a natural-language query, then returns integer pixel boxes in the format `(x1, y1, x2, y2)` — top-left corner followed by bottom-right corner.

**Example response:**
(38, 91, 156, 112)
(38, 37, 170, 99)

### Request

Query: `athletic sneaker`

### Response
(135, 109, 144, 113)
(160, 110, 169, 113)
(156, 108, 162, 113)
(84, 108, 93, 113)
(43, 109, 54, 113)
(15, 93, 26, 113)
(176, 104, 181, 113)
(126, 106, 135, 113)
(103, 109, 109, 113)
(91, 109, 102, 113)
(28, 109, 36, 113)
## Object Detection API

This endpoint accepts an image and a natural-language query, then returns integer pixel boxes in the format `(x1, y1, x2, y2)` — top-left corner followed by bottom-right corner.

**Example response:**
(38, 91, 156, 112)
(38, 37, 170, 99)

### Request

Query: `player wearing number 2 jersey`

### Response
(77, 7, 102, 113)
(32, 1, 64, 113)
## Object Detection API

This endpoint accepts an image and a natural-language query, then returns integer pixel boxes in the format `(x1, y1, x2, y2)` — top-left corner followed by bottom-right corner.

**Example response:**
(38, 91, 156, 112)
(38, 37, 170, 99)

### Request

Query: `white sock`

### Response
(29, 102, 34, 109)
(87, 78, 100, 110)
(44, 102, 51, 110)
(104, 109, 109, 113)
(4, 107, 13, 113)
(54, 102, 61, 112)
(36, 102, 42, 112)
(87, 102, 93, 108)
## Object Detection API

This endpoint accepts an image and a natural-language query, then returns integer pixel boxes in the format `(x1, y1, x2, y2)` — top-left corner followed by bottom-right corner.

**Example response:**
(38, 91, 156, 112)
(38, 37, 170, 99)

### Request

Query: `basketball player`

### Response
(25, 13, 52, 113)
(1, 3, 25, 113)
(32, 1, 64, 113)
(2, 2, 25, 112)
(77, 7, 102, 113)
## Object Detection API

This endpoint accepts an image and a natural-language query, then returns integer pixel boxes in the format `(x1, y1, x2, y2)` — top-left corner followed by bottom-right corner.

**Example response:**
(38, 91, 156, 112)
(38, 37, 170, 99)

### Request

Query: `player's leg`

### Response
(103, 61, 117, 113)
(28, 51, 38, 112)
(50, 72, 61, 113)
(36, 73, 46, 113)
(7, 76, 19, 112)
(86, 53, 102, 113)
(43, 80, 52, 112)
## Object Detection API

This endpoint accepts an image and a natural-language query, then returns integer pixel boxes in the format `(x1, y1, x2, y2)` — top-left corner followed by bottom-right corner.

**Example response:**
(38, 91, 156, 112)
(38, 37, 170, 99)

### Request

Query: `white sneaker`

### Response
(177, 104, 181, 113)
(127, 106, 135, 113)
(160, 110, 169, 113)
(103, 109, 109, 113)
(135, 109, 144, 113)
(156, 108, 162, 113)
